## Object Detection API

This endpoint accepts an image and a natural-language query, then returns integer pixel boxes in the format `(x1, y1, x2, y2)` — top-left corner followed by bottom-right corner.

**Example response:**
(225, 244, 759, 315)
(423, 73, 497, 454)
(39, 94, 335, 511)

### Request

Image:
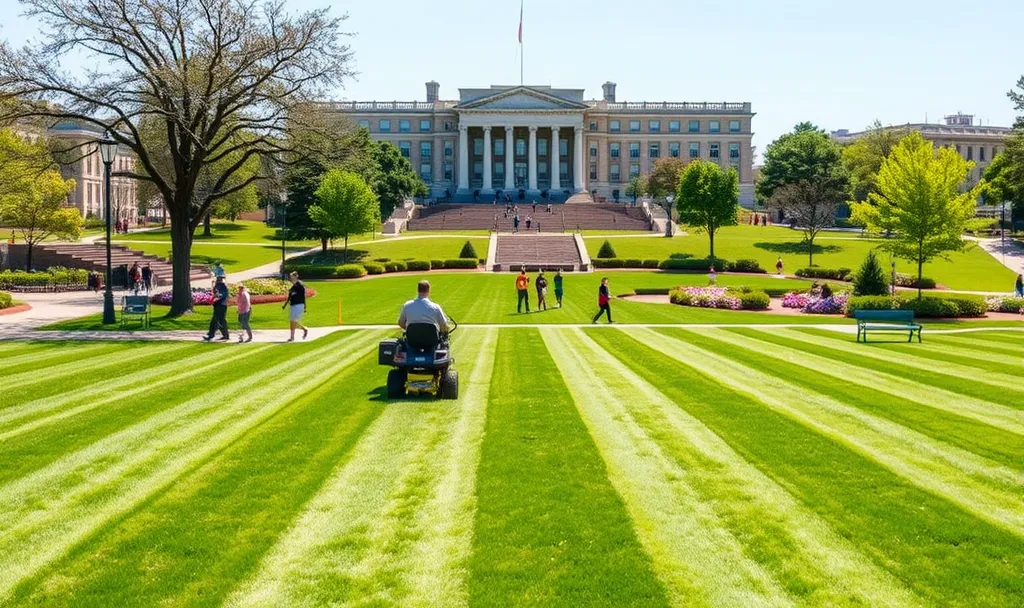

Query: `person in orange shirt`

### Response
(515, 268, 530, 313)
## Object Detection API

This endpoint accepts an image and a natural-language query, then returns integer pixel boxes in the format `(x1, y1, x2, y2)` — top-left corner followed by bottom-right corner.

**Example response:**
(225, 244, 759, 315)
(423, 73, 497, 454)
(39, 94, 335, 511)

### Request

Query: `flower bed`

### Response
(150, 282, 316, 306)
(669, 286, 761, 310)
(985, 295, 1024, 314)
(0, 267, 89, 292)
(782, 291, 849, 315)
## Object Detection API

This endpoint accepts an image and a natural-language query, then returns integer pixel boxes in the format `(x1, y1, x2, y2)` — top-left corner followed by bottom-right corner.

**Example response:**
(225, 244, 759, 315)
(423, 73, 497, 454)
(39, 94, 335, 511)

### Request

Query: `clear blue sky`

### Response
(3, 0, 1022, 162)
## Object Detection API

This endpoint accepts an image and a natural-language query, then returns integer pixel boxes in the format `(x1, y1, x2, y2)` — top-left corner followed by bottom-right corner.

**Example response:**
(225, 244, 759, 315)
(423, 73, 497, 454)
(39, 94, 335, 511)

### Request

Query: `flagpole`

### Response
(519, 0, 524, 86)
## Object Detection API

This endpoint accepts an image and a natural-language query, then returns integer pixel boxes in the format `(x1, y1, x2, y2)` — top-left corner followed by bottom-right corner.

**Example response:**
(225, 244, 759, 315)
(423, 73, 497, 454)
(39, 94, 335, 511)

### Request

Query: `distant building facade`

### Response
(47, 121, 140, 223)
(323, 81, 756, 205)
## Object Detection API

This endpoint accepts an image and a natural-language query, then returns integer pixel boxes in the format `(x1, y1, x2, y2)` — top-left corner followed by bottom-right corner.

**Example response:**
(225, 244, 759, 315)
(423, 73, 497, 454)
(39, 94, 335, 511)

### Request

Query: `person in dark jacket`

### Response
(592, 277, 613, 323)
(203, 276, 230, 341)
(282, 271, 309, 342)
(141, 264, 153, 292)
(535, 270, 548, 311)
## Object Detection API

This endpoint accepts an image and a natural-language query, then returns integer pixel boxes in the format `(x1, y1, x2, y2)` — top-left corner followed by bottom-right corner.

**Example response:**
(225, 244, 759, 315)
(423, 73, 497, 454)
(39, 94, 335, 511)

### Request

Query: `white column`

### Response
(458, 125, 469, 190)
(550, 127, 561, 191)
(528, 126, 538, 190)
(574, 126, 585, 191)
(482, 126, 492, 190)
(504, 125, 515, 190)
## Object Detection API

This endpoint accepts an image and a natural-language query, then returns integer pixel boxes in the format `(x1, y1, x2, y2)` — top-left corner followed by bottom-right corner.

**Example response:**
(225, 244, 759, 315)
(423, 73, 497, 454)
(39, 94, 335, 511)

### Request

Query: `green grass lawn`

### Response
(110, 220, 320, 246)
(314, 235, 490, 264)
(112, 241, 309, 274)
(1, 329, 1022, 605)
(585, 225, 1016, 291)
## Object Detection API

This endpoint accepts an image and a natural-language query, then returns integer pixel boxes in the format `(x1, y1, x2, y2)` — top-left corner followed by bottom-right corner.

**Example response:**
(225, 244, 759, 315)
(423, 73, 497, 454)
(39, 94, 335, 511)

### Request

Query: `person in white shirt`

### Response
(398, 280, 450, 333)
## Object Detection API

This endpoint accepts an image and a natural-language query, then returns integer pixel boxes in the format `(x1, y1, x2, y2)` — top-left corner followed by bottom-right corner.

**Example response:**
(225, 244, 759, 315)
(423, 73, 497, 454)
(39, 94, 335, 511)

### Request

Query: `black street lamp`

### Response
(99, 134, 118, 324)
(279, 192, 287, 278)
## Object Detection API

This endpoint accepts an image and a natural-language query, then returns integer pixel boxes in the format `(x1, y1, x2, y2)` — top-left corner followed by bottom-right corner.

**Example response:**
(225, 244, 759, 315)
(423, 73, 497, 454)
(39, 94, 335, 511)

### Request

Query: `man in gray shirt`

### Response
(398, 280, 450, 332)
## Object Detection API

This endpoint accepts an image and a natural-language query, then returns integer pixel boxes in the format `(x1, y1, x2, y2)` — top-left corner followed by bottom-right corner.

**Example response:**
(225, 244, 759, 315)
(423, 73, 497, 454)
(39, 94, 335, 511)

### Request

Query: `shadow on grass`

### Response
(754, 241, 843, 255)
(190, 254, 241, 267)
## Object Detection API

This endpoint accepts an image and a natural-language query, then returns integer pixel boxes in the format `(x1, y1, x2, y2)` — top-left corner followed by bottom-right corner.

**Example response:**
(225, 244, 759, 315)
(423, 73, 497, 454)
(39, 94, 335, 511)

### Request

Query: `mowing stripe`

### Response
(0, 331, 383, 601)
(926, 334, 1024, 356)
(0, 343, 112, 370)
(641, 329, 1024, 537)
(949, 331, 1024, 346)
(226, 328, 496, 607)
(0, 342, 189, 391)
(714, 329, 1024, 435)
(0, 345, 270, 439)
(871, 339, 1022, 368)
(542, 327, 792, 608)
(564, 328, 922, 607)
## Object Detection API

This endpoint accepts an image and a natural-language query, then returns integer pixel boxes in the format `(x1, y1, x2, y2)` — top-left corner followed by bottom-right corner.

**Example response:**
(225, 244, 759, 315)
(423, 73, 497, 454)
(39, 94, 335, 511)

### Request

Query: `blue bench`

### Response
(853, 309, 921, 343)
(121, 295, 151, 329)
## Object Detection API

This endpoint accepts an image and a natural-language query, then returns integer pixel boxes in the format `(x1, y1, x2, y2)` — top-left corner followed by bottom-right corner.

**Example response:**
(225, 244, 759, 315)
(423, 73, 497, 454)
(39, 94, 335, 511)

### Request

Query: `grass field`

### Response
(109, 241, 310, 274)
(0, 328, 1022, 606)
(110, 221, 320, 246)
(585, 226, 1017, 291)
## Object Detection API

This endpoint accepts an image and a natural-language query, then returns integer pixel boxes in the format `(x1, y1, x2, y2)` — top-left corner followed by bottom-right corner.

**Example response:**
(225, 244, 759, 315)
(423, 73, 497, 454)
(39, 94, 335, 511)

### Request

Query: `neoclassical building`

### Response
(323, 82, 756, 205)
(47, 121, 140, 223)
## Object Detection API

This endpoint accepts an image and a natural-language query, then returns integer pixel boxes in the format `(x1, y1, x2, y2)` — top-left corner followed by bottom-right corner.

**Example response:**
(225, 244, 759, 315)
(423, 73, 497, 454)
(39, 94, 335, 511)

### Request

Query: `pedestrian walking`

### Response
(553, 269, 564, 308)
(775, 257, 784, 275)
(592, 277, 612, 323)
(536, 270, 548, 311)
(283, 271, 309, 342)
(1015, 273, 1023, 297)
(141, 263, 153, 292)
(708, 265, 717, 285)
(203, 276, 230, 341)
(236, 283, 253, 342)
(128, 262, 143, 293)
(513, 214, 520, 233)
(515, 269, 531, 313)
(525, 216, 532, 230)
(211, 261, 226, 288)
(532, 202, 537, 214)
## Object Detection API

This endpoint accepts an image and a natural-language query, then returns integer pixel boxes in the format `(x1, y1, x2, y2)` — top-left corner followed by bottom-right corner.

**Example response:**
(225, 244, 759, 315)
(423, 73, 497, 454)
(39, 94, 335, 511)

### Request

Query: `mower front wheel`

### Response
(440, 369, 459, 400)
(387, 369, 407, 399)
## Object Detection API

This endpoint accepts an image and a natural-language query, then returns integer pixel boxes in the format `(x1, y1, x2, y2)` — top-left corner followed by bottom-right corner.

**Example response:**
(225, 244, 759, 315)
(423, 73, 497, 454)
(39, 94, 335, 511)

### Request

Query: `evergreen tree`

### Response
(853, 250, 889, 296)
(597, 240, 617, 258)
(458, 240, 478, 259)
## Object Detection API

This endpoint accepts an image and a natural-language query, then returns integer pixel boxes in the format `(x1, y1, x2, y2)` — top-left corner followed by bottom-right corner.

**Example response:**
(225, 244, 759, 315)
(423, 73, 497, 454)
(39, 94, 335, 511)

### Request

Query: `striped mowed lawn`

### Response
(0, 329, 1021, 606)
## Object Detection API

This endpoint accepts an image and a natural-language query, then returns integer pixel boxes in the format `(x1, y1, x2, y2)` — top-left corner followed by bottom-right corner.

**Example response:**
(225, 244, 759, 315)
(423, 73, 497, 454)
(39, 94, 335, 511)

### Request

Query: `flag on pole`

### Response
(518, 0, 523, 43)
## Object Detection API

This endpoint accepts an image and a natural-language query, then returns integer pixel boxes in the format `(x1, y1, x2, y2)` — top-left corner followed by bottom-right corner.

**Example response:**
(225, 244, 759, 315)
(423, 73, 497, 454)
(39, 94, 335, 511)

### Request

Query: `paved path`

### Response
(978, 238, 1024, 275)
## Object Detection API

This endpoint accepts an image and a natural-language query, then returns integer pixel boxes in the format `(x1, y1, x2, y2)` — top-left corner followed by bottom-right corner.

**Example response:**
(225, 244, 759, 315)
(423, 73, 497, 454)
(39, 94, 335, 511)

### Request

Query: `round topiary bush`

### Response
(459, 240, 479, 259)
(364, 262, 385, 275)
(739, 291, 771, 310)
(596, 239, 617, 259)
(335, 264, 367, 279)
(384, 260, 408, 273)
(0, 291, 14, 309)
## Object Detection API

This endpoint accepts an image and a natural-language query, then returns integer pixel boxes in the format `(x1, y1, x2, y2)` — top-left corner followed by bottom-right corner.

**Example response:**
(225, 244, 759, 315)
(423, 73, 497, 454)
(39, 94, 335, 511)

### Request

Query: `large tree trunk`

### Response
(320, 236, 328, 252)
(917, 253, 924, 301)
(24, 242, 32, 271)
(807, 234, 815, 267)
(708, 229, 715, 260)
(169, 208, 195, 316)
(203, 213, 212, 237)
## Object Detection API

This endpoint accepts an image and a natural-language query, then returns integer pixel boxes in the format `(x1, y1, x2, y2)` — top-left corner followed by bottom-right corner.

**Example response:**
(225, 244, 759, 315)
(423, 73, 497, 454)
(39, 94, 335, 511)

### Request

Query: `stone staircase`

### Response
(407, 203, 651, 232)
(34, 243, 211, 286)
(492, 234, 586, 271)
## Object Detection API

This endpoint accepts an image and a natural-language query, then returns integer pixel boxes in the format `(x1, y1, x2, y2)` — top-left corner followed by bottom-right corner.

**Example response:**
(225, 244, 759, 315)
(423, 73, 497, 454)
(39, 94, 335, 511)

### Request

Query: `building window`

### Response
(560, 161, 569, 182)
(399, 141, 411, 158)
(358, 119, 370, 129)
(444, 140, 453, 157)
(589, 162, 598, 180)
(420, 142, 432, 158)
(649, 142, 660, 159)
(669, 142, 680, 158)
(729, 143, 740, 160)
(516, 138, 526, 156)
(629, 142, 640, 158)
(980, 146, 986, 161)
(444, 121, 454, 131)
(420, 163, 432, 182)
(709, 143, 720, 159)
(669, 120, 680, 133)
(966, 146, 973, 161)
(688, 120, 700, 133)
(495, 138, 504, 156)
(538, 162, 548, 177)
(559, 138, 568, 156)
(689, 142, 700, 158)
(649, 120, 661, 133)
(419, 119, 431, 132)
(444, 161, 453, 181)
(494, 162, 504, 179)
(610, 142, 620, 158)
(729, 120, 740, 133)
(955, 144, 962, 155)
(630, 163, 640, 178)
(473, 161, 483, 180)
(609, 120, 621, 133)
(610, 164, 621, 182)
(589, 120, 598, 131)
(710, 120, 720, 133)
(629, 120, 641, 133)
(590, 143, 598, 158)
(538, 139, 548, 156)
(399, 119, 411, 133)
(379, 119, 391, 133)
(474, 138, 483, 155)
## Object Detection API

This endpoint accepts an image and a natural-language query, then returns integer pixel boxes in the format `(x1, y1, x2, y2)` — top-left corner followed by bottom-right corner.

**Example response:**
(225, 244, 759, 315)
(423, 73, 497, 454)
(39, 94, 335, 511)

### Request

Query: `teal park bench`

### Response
(853, 309, 921, 343)
(121, 294, 151, 329)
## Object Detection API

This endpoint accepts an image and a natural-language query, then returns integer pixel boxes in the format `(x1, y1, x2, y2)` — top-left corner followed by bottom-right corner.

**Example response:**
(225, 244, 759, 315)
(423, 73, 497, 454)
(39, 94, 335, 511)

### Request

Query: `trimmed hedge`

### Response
(633, 287, 671, 296)
(444, 258, 479, 269)
(795, 267, 852, 281)
(406, 260, 431, 271)
(847, 294, 986, 318)
(384, 261, 407, 273)
(430, 259, 446, 270)
(642, 259, 661, 268)
(659, 258, 730, 271)
(739, 291, 771, 310)
(281, 264, 335, 279)
(893, 273, 937, 289)
(364, 262, 385, 275)
(0, 267, 89, 289)
(372, 257, 390, 263)
(592, 258, 625, 268)
(726, 259, 765, 273)
(335, 264, 367, 279)
(0, 292, 13, 309)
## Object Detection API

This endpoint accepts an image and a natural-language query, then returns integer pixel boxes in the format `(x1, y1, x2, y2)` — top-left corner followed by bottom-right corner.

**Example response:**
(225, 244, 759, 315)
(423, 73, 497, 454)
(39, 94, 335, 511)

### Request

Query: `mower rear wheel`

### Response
(440, 369, 459, 400)
(387, 369, 407, 399)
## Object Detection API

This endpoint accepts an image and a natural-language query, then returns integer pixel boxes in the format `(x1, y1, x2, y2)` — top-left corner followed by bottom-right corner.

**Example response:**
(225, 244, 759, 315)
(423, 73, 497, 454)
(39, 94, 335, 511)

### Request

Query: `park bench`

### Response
(853, 309, 921, 343)
(121, 294, 151, 329)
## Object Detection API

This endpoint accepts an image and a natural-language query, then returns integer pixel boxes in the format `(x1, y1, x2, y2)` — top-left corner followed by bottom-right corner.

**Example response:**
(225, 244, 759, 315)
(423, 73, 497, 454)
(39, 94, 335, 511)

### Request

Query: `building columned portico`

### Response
(324, 82, 756, 204)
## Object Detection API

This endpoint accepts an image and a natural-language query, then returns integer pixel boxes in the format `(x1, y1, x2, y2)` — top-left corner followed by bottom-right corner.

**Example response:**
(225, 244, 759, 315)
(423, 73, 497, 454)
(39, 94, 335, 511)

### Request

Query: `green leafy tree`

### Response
(372, 141, 427, 219)
(851, 132, 977, 298)
(981, 151, 1024, 231)
(308, 170, 380, 262)
(625, 174, 647, 205)
(0, 169, 80, 269)
(852, 250, 889, 296)
(676, 160, 738, 259)
(842, 120, 908, 202)
(647, 157, 687, 236)
(596, 239, 617, 258)
(458, 240, 478, 259)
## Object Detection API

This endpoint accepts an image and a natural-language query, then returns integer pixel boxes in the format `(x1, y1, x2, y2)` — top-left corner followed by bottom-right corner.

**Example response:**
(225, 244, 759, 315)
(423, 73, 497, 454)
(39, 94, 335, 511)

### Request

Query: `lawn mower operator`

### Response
(398, 280, 450, 332)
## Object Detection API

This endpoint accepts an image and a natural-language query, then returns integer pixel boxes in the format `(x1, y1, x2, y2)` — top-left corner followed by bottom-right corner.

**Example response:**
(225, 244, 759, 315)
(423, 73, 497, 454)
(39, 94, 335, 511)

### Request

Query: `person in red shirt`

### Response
(592, 277, 612, 324)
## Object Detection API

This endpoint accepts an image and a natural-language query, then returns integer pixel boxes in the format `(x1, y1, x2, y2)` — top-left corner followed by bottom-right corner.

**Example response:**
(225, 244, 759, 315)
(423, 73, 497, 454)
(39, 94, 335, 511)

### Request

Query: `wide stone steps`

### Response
(35, 243, 211, 286)
(407, 203, 650, 232)
(493, 234, 583, 271)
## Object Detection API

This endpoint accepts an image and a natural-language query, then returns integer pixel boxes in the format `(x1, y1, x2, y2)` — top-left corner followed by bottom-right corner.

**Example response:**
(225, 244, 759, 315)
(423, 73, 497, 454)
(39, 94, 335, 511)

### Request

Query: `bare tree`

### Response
(0, 0, 353, 314)
(767, 180, 845, 267)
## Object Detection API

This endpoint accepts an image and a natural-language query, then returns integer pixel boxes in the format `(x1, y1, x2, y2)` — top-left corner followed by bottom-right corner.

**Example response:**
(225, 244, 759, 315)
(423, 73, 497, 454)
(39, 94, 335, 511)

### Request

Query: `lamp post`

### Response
(279, 191, 287, 278)
(99, 134, 118, 324)
(664, 194, 675, 237)
(890, 255, 897, 297)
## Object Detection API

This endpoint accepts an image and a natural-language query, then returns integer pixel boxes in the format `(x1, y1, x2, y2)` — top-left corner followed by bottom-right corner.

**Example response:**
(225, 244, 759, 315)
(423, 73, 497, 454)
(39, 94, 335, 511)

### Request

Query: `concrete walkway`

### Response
(978, 237, 1024, 275)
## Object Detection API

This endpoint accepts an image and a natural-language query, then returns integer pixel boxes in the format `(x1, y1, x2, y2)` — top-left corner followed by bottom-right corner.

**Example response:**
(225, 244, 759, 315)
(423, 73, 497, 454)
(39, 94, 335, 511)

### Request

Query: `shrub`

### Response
(795, 267, 852, 281)
(335, 264, 367, 279)
(668, 288, 692, 305)
(727, 259, 765, 273)
(0, 267, 89, 289)
(853, 251, 889, 296)
(83, 216, 106, 229)
(406, 260, 431, 271)
(899, 296, 960, 318)
(0, 291, 13, 309)
(429, 259, 446, 270)
(667, 286, 741, 310)
(986, 296, 1024, 313)
(846, 295, 898, 313)
(761, 287, 794, 298)
(443, 258, 478, 269)
(235, 278, 290, 296)
(479, 258, 488, 265)
(372, 257, 391, 263)
(658, 258, 729, 271)
(633, 287, 671, 296)
(892, 273, 936, 289)
(621, 258, 644, 268)
(364, 262, 385, 275)
(282, 263, 335, 279)
(458, 240, 479, 259)
(739, 291, 770, 310)
(592, 258, 625, 268)
(940, 296, 985, 317)
(384, 260, 407, 273)
(596, 240, 617, 258)
(642, 259, 662, 268)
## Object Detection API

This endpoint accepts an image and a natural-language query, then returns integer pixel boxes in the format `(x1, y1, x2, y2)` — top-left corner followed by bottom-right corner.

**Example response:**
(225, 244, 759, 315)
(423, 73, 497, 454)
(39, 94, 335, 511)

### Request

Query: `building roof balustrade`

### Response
(590, 101, 752, 113)
(324, 100, 458, 112)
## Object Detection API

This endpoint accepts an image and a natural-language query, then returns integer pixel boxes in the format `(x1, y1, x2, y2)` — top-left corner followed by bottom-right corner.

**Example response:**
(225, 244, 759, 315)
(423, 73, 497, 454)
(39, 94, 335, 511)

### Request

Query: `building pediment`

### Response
(457, 87, 588, 111)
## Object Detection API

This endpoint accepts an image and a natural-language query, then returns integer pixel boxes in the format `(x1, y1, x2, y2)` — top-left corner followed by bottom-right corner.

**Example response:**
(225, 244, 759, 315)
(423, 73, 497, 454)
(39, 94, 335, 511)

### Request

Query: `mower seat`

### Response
(406, 323, 440, 353)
